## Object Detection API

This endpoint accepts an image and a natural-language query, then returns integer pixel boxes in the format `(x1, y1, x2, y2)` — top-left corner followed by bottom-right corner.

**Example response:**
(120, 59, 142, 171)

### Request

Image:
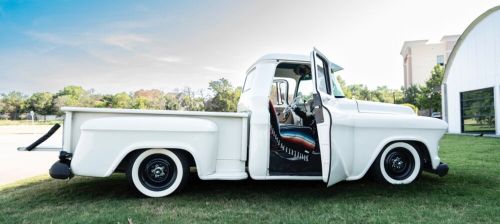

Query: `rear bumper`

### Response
(425, 162, 449, 177)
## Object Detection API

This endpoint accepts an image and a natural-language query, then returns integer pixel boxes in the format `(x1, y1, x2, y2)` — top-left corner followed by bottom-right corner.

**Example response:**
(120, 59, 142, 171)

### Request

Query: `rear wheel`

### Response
(371, 142, 422, 185)
(127, 149, 189, 197)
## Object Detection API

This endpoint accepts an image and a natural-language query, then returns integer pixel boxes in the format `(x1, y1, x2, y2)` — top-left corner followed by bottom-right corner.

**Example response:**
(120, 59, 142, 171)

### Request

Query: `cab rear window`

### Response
(243, 68, 255, 92)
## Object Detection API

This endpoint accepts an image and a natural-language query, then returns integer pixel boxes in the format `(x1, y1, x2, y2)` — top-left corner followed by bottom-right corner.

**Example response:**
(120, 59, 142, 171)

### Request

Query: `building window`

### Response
(460, 87, 495, 133)
(437, 55, 444, 66)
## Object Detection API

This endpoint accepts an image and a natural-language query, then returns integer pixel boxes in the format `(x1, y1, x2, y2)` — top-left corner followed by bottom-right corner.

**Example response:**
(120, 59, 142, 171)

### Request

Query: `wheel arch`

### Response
(106, 143, 201, 177)
(116, 147, 197, 174)
(404, 141, 432, 169)
(348, 136, 432, 181)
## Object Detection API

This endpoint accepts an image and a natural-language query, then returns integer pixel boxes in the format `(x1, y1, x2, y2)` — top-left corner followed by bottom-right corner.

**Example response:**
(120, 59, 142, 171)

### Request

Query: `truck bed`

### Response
(61, 107, 249, 179)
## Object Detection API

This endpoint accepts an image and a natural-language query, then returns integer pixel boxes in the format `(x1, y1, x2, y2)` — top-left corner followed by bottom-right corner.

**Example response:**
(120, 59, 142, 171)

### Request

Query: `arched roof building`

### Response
(442, 6, 500, 135)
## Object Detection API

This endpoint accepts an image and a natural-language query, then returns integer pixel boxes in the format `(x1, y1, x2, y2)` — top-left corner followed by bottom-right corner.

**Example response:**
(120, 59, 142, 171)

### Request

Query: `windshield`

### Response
(330, 71, 345, 98)
(296, 68, 345, 99)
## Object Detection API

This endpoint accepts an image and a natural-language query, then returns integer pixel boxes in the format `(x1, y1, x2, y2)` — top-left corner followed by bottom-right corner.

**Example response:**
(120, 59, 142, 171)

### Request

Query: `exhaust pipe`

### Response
(426, 162, 449, 177)
(49, 151, 74, 180)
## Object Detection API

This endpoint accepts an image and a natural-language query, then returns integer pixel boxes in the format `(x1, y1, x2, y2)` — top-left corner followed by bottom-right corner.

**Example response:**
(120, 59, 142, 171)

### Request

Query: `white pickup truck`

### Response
(20, 49, 449, 197)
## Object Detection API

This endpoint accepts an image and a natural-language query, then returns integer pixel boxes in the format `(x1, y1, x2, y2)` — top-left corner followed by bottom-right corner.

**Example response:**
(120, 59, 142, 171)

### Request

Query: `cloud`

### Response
(203, 66, 232, 73)
(25, 31, 78, 46)
(154, 56, 182, 63)
(101, 34, 150, 50)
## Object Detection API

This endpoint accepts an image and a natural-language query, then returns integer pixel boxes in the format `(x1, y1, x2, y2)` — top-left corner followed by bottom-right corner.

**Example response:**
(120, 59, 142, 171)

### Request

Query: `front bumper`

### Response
(425, 162, 449, 177)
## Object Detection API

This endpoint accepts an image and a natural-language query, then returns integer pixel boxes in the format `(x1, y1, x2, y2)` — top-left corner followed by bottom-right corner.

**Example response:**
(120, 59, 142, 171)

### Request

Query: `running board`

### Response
(201, 172, 248, 180)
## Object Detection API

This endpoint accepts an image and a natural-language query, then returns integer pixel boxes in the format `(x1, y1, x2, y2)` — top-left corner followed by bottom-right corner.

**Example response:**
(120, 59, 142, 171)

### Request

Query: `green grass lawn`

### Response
(1, 135, 499, 223)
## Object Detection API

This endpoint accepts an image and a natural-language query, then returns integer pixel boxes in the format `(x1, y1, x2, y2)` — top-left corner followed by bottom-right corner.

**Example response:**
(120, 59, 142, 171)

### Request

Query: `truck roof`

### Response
(256, 53, 309, 62)
(247, 54, 309, 73)
(249, 53, 343, 73)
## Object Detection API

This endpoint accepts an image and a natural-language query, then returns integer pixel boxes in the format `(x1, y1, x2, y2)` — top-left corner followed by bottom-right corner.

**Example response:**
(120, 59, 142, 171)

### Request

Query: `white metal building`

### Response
(442, 6, 500, 135)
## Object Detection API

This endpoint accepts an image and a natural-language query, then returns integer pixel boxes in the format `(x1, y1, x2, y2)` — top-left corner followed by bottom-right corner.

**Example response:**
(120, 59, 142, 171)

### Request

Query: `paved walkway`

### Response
(0, 125, 61, 186)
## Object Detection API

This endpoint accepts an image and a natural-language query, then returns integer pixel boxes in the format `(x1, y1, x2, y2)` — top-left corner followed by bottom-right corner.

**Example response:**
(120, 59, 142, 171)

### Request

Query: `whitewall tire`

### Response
(371, 142, 422, 185)
(127, 149, 189, 197)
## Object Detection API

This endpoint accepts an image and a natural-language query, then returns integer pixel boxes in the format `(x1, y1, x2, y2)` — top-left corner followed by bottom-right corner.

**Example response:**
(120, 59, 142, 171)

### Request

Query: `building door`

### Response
(460, 87, 495, 133)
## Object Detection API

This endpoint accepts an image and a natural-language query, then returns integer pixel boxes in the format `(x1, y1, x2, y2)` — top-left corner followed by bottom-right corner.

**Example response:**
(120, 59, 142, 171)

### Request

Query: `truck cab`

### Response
(238, 50, 448, 186)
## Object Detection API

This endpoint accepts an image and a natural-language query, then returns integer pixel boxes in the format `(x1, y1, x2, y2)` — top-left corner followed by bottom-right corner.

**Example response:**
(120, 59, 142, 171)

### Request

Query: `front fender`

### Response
(70, 116, 218, 178)
(346, 131, 445, 181)
(343, 113, 447, 181)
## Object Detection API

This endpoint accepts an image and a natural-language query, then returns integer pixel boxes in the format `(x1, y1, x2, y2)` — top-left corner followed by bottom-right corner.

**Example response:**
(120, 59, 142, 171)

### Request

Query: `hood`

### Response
(356, 100, 415, 115)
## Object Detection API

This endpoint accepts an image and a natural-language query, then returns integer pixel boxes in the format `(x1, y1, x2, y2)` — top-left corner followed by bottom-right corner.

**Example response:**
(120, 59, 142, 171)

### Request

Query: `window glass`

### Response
(278, 81, 288, 105)
(269, 82, 279, 105)
(296, 79, 314, 102)
(437, 55, 445, 66)
(329, 70, 345, 98)
(269, 80, 289, 105)
(460, 87, 495, 133)
(314, 54, 329, 93)
(280, 78, 296, 103)
(243, 69, 255, 92)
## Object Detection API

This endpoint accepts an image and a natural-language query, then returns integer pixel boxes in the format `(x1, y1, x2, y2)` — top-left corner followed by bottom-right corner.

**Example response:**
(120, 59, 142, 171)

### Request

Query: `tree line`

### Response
(0, 78, 241, 120)
(0, 65, 444, 120)
(338, 65, 445, 114)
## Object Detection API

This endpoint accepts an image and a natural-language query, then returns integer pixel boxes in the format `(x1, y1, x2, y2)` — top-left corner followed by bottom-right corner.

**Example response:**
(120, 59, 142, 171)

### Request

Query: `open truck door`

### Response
(310, 48, 347, 186)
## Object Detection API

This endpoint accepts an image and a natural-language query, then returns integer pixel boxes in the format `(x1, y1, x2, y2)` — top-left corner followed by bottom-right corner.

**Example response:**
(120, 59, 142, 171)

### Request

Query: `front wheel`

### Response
(127, 149, 190, 197)
(370, 142, 422, 185)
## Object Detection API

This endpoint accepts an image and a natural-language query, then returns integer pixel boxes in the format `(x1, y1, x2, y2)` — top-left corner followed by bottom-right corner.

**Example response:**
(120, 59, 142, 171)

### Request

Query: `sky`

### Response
(1, 0, 500, 94)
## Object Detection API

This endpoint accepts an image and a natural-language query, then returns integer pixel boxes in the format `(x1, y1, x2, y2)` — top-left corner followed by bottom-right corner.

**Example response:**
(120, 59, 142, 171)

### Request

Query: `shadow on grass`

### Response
(1, 170, 471, 203)
(1, 169, 498, 224)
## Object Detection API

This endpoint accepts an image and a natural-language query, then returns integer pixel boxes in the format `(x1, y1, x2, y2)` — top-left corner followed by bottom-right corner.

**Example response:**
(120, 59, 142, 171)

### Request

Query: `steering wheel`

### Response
(282, 96, 303, 122)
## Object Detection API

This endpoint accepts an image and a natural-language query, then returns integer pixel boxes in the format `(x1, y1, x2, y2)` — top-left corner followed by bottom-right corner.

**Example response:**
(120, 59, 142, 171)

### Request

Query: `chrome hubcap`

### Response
(384, 147, 415, 180)
(138, 154, 177, 191)
(391, 156, 405, 170)
(151, 164, 166, 179)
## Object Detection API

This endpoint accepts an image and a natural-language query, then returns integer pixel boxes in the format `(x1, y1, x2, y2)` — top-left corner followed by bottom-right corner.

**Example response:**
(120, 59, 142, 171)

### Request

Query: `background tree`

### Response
(179, 88, 205, 111)
(53, 95, 79, 114)
(132, 89, 165, 110)
(418, 65, 444, 114)
(164, 94, 180, 110)
(110, 92, 132, 109)
(206, 78, 241, 112)
(0, 96, 4, 116)
(54, 86, 86, 107)
(338, 76, 404, 104)
(402, 85, 421, 108)
(56, 85, 86, 99)
(372, 86, 395, 103)
(0, 91, 27, 120)
(393, 89, 404, 104)
(27, 92, 55, 120)
(336, 76, 352, 99)
(348, 84, 372, 101)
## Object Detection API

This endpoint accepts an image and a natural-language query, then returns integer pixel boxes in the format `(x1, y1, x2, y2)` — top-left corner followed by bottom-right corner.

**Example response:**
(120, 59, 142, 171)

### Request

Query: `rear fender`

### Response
(70, 116, 218, 178)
